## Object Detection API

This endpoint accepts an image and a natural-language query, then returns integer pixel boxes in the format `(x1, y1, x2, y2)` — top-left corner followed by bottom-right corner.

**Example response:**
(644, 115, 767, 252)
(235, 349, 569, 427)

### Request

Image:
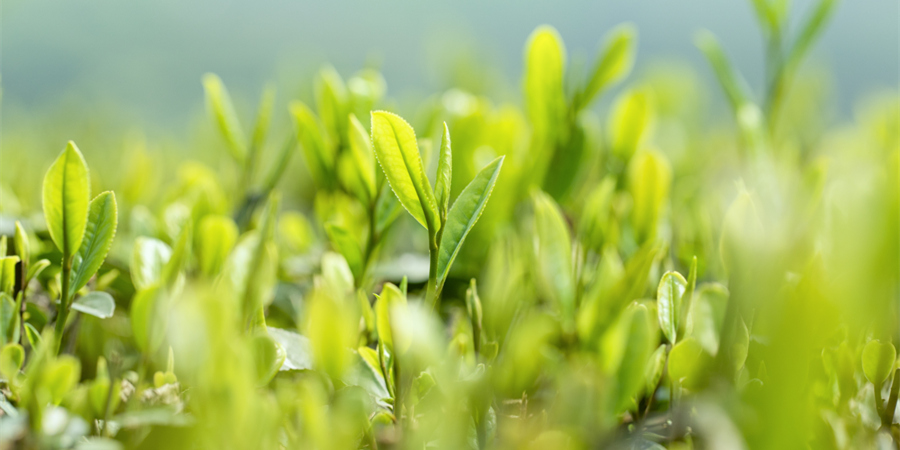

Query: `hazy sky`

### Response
(2, 0, 898, 129)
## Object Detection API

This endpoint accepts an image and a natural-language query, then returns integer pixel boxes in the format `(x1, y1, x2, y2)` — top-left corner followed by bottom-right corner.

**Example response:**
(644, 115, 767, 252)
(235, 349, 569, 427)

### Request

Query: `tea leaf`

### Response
(668, 337, 703, 383)
(862, 339, 896, 385)
(161, 220, 192, 286)
(657, 271, 687, 344)
(250, 85, 276, 159)
(628, 150, 671, 242)
(375, 283, 406, 354)
(69, 192, 118, 296)
(42, 141, 90, 256)
(609, 89, 653, 162)
(787, 0, 838, 71)
(0, 257, 18, 296)
(202, 73, 246, 162)
(315, 66, 349, 146)
(324, 224, 364, 282)
(578, 24, 637, 109)
(695, 30, 753, 114)
(348, 114, 377, 202)
(433, 123, 453, 220)
(524, 25, 566, 141)
(267, 326, 313, 371)
(14, 221, 29, 268)
(71, 291, 116, 319)
(436, 156, 503, 292)
(0, 344, 24, 380)
(198, 215, 238, 277)
(531, 191, 575, 323)
(131, 238, 172, 291)
(371, 111, 440, 234)
(291, 101, 334, 187)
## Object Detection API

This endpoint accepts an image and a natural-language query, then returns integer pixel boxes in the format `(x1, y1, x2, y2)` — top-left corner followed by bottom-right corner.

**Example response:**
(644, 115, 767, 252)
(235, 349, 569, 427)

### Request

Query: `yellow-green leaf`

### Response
(348, 114, 377, 202)
(42, 141, 90, 257)
(291, 101, 334, 187)
(862, 339, 896, 385)
(524, 25, 567, 142)
(202, 73, 247, 162)
(657, 271, 687, 344)
(198, 215, 238, 277)
(433, 123, 453, 220)
(371, 111, 440, 234)
(578, 24, 637, 109)
(131, 238, 172, 291)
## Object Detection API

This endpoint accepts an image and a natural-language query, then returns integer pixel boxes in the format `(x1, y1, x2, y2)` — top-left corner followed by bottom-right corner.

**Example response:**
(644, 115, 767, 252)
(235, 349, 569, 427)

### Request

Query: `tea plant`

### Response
(1, 0, 898, 449)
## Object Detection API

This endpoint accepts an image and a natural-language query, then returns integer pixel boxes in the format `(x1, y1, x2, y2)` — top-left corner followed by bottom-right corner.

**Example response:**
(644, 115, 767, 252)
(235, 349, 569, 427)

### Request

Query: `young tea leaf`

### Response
(131, 238, 173, 291)
(71, 291, 116, 319)
(198, 215, 239, 277)
(291, 101, 334, 188)
(202, 73, 247, 162)
(531, 191, 575, 324)
(69, 192, 118, 296)
(862, 339, 896, 385)
(348, 114, 377, 202)
(42, 141, 90, 257)
(577, 24, 637, 110)
(657, 271, 687, 344)
(371, 111, 440, 234)
(324, 224, 364, 282)
(433, 123, 453, 220)
(436, 156, 504, 293)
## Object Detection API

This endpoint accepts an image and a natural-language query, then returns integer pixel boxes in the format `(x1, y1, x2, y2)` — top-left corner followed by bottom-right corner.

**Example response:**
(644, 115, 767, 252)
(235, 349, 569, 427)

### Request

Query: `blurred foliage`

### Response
(1, 1, 899, 449)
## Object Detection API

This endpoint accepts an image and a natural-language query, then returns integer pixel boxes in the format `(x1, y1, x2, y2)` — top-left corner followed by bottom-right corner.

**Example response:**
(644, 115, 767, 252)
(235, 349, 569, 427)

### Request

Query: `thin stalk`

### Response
(358, 195, 381, 290)
(54, 256, 73, 353)
(883, 369, 900, 428)
(425, 241, 439, 310)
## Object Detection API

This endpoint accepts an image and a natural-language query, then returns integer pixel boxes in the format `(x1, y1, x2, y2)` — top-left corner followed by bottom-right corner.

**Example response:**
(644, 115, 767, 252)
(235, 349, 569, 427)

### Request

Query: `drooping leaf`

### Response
(71, 291, 116, 319)
(202, 73, 247, 162)
(42, 141, 90, 257)
(371, 111, 440, 233)
(577, 24, 637, 109)
(433, 123, 453, 220)
(198, 215, 238, 277)
(267, 326, 313, 371)
(862, 339, 896, 385)
(70, 192, 118, 296)
(657, 271, 687, 344)
(436, 156, 504, 292)
(130, 238, 172, 291)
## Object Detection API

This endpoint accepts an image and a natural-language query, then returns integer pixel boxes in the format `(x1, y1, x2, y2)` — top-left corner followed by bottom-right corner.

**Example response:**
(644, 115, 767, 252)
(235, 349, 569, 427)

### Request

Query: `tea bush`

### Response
(1, 1, 899, 449)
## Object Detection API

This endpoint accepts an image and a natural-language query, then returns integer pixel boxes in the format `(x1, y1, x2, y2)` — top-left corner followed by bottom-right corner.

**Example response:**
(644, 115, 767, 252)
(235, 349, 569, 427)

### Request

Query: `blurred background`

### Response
(2, 0, 897, 137)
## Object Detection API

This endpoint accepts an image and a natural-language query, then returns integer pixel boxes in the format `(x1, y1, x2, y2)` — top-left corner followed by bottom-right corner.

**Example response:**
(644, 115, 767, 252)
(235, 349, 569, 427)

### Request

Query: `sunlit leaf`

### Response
(70, 192, 118, 296)
(202, 73, 247, 162)
(862, 339, 896, 385)
(42, 141, 90, 257)
(131, 238, 172, 291)
(577, 24, 637, 109)
(71, 291, 116, 319)
(433, 123, 453, 220)
(657, 271, 687, 344)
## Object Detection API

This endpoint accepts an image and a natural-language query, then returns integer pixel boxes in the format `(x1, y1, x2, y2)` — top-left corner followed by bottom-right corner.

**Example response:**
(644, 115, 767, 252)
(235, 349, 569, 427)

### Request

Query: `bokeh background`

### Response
(2, 0, 897, 136)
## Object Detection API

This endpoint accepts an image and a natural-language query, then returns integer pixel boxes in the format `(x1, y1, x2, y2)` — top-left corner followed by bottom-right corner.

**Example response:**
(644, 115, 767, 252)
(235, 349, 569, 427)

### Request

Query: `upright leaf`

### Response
(787, 0, 838, 71)
(198, 215, 238, 277)
(578, 24, 637, 110)
(69, 192, 118, 296)
(862, 339, 896, 385)
(14, 221, 29, 268)
(628, 150, 671, 242)
(324, 223, 364, 282)
(202, 73, 247, 162)
(531, 191, 575, 324)
(436, 156, 504, 292)
(609, 89, 653, 162)
(433, 123, 453, 220)
(695, 31, 754, 114)
(524, 25, 567, 142)
(291, 101, 334, 187)
(42, 141, 90, 257)
(370, 111, 440, 233)
(348, 114, 377, 202)
(657, 271, 687, 344)
(375, 283, 407, 354)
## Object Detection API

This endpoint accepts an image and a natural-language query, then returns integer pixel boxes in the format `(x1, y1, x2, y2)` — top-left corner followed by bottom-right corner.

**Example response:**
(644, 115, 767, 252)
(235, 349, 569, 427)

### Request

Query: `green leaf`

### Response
(628, 150, 671, 242)
(613, 303, 656, 412)
(315, 66, 349, 147)
(375, 283, 407, 354)
(202, 73, 246, 162)
(668, 337, 703, 383)
(371, 111, 440, 234)
(577, 24, 637, 109)
(14, 221, 29, 268)
(609, 89, 653, 162)
(71, 291, 116, 319)
(41, 355, 81, 404)
(250, 331, 285, 386)
(348, 114, 377, 203)
(131, 238, 172, 291)
(42, 141, 90, 257)
(24, 322, 41, 349)
(1, 293, 17, 346)
(267, 326, 313, 371)
(657, 271, 687, 344)
(249, 84, 276, 159)
(689, 283, 729, 355)
(0, 343, 24, 380)
(305, 288, 356, 381)
(26, 259, 51, 286)
(198, 215, 238, 277)
(69, 192, 118, 296)
(862, 339, 896, 385)
(291, 101, 334, 187)
(161, 220, 192, 286)
(324, 224, 364, 283)
(531, 191, 575, 324)
(644, 344, 667, 396)
(695, 30, 754, 114)
(0, 257, 18, 296)
(524, 25, 567, 142)
(433, 123, 453, 220)
(786, 0, 838, 71)
(436, 156, 504, 292)
(130, 285, 167, 353)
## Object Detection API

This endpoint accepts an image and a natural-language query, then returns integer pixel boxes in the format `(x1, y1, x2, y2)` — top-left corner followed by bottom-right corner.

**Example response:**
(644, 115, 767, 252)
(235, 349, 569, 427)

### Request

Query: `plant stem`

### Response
(426, 240, 439, 310)
(883, 369, 900, 428)
(54, 256, 72, 354)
